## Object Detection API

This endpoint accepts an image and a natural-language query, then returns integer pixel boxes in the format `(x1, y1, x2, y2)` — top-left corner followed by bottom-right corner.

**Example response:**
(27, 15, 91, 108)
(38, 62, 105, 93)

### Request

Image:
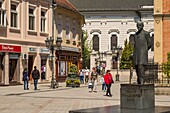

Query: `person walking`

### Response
(100, 75, 106, 92)
(90, 67, 98, 92)
(23, 68, 29, 90)
(79, 69, 84, 84)
(84, 67, 90, 84)
(32, 66, 40, 90)
(104, 69, 113, 97)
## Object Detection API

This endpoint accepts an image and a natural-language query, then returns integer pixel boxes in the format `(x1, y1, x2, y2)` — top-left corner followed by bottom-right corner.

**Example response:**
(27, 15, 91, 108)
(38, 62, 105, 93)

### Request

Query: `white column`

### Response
(46, 57, 50, 81)
(4, 53, 9, 85)
(106, 51, 112, 70)
(90, 51, 97, 69)
(37, 53, 41, 82)
(19, 55, 24, 83)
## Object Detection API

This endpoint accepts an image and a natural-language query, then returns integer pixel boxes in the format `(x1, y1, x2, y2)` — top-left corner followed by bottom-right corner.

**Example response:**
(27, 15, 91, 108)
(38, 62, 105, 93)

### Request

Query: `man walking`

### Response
(32, 66, 40, 90)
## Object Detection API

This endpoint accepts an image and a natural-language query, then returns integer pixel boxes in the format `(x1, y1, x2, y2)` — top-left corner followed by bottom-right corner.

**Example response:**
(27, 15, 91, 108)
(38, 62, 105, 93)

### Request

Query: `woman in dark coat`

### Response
(23, 68, 29, 90)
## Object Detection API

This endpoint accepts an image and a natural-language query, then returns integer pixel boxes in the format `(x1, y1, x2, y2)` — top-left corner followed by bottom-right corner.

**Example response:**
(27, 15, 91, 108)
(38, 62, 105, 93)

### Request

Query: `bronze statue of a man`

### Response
(133, 21, 152, 84)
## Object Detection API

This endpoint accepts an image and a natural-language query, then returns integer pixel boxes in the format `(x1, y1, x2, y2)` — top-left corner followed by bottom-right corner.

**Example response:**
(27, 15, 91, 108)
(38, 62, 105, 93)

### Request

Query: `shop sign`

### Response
(61, 46, 79, 52)
(9, 54, 19, 59)
(40, 48, 50, 54)
(0, 44, 21, 53)
(28, 47, 37, 52)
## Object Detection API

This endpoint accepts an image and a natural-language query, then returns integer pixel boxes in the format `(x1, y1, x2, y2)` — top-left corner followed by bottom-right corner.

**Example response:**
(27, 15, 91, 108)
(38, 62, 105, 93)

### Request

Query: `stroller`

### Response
(88, 80, 94, 92)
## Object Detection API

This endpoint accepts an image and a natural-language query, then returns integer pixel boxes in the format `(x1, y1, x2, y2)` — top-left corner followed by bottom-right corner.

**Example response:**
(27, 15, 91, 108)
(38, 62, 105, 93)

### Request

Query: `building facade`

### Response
(69, 0, 154, 71)
(0, 0, 84, 85)
(154, 0, 170, 63)
(54, 0, 84, 82)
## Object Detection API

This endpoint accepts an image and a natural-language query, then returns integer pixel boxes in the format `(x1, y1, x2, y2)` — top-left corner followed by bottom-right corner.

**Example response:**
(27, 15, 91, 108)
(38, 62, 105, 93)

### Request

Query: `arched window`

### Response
(129, 34, 135, 47)
(111, 35, 117, 50)
(93, 35, 99, 51)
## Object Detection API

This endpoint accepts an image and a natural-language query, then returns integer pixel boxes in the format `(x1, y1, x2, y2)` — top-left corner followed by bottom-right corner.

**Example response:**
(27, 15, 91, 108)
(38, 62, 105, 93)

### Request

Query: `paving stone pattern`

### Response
(0, 75, 169, 113)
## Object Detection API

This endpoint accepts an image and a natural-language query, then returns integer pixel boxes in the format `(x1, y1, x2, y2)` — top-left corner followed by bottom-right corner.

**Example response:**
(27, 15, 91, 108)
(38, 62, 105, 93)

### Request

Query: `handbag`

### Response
(111, 79, 114, 83)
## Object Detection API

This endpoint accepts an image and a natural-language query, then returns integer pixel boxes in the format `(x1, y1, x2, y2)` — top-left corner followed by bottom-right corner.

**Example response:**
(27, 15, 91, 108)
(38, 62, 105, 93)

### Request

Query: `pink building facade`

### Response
(0, 0, 84, 85)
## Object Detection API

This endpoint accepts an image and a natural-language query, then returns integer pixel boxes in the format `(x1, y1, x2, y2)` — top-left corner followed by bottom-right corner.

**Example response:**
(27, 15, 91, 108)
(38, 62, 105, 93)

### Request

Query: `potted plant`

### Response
(65, 64, 80, 87)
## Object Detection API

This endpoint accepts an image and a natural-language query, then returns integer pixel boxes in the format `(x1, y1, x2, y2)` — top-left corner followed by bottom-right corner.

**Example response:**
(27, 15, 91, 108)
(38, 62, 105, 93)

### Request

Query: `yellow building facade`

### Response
(154, 0, 170, 63)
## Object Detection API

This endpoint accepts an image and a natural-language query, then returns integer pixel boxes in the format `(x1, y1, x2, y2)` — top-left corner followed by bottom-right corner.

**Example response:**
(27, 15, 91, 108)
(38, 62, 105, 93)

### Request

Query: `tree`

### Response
(162, 52, 170, 83)
(82, 31, 92, 69)
(120, 39, 133, 69)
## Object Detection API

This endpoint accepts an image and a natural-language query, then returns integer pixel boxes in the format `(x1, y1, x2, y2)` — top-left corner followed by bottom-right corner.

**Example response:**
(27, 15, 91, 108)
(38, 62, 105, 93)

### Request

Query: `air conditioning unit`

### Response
(22, 54, 28, 60)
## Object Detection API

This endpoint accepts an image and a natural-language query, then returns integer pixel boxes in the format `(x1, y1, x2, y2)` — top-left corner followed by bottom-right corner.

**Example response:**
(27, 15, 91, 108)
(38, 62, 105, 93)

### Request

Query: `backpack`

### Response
(23, 72, 28, 81)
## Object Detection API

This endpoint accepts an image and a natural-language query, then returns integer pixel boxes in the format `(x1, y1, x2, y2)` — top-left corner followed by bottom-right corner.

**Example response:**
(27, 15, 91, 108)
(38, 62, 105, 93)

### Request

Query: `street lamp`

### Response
(95, 51, 107, 75)
(113, 46, 122, 81)
(45, 37, 62, 89)
(45, 0, 62, 89)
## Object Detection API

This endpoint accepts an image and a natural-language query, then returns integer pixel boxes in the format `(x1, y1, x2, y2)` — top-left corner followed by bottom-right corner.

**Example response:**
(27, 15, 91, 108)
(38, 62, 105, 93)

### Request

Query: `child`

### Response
(100, 75, 106, 92)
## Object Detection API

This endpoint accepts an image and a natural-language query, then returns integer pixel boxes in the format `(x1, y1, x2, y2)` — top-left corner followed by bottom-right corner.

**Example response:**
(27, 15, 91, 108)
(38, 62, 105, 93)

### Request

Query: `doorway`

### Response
(28, 55, 34, 80)
(0, 54, 4, 82)
(9, 59, 17, 82)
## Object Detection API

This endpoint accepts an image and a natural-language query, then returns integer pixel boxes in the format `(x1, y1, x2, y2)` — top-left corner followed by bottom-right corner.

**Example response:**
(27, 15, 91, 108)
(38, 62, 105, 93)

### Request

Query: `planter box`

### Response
(66, 73, 80, 87)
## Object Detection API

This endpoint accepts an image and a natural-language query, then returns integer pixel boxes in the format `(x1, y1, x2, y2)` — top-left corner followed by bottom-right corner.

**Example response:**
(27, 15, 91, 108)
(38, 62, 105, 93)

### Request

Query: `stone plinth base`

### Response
(120, 84, 155, 109)
(69, 105, 170, 113)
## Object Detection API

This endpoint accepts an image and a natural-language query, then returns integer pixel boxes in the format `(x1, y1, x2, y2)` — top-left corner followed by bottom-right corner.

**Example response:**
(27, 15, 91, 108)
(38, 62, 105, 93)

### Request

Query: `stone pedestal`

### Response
(120, 84, 155, 109)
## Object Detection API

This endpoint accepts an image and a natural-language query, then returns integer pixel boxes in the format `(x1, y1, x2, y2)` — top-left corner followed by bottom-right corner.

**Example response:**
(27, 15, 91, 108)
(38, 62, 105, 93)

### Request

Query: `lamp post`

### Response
(45, 37, 62, 89)
(95, 51, 106, 75)
(45, 0, 62, 89)
(113, 46, 122, 81)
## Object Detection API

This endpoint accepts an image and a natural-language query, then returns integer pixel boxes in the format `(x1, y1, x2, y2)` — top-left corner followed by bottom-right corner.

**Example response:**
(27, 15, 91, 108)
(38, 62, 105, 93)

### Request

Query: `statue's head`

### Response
(136, 21, 144, 31)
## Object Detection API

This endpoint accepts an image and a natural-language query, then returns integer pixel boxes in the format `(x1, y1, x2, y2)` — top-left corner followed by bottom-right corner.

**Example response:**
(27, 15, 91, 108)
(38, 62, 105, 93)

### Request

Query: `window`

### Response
(29, 7, 35, 30)
(111, 35, 117, 50)
(58, 61, 67, 76)
(72, 28, 76, 39)
(93, 35, 99, 51)
(11, 4, 18, 28)
(0, 2, 6, 26)
(57, 15, 62, 37)
(66, 18, 70, 39)
(41, 10, 46, 32)
(129, 34, 135, 47)
(72, 19, 76, 39)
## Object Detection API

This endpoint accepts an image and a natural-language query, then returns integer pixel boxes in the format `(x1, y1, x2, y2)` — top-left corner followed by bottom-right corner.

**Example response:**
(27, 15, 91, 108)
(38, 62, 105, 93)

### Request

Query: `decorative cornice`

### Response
(127, 29, 137, 34)
(90, 29, 101, 34)
(108, 29, 120, 34)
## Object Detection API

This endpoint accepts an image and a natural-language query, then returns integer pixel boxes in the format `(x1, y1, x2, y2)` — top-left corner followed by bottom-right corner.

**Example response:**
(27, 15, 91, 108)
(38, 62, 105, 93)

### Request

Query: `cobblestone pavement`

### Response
(0, 76, 170, 113)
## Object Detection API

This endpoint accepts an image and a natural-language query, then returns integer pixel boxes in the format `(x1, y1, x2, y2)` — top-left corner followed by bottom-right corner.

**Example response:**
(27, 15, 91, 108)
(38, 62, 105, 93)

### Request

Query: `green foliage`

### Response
(162, 52, 170, 78)
(65, 73, 80, 87)
(120, 39, 133, 69)
(69, 64, 78, 73)
(82, 30, 92, 69)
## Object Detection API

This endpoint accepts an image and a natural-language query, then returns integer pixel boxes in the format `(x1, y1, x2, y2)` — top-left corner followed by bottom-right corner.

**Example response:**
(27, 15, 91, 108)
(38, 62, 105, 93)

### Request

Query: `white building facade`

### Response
(69, 0, 154, 71)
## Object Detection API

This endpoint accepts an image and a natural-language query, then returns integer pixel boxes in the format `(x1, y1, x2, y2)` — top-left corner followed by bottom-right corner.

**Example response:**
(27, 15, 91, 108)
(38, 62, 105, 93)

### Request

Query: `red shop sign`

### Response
(0, 44, 21, 53)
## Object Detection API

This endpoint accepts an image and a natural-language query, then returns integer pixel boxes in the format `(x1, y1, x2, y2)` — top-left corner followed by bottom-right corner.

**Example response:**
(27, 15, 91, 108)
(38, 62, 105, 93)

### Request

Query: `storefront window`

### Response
(58, 61, 67, 76)
(41, 57, 47, 80)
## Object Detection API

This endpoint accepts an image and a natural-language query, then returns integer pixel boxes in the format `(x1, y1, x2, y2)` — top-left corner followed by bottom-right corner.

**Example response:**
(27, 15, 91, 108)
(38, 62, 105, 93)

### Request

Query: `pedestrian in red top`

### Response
(104, 69, 113, 97)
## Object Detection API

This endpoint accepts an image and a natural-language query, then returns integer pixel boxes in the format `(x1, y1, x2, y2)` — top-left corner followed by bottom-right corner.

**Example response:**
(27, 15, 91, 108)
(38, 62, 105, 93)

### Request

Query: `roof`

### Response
(55, 0, 79, 13)
(68, 0, 153, 11)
